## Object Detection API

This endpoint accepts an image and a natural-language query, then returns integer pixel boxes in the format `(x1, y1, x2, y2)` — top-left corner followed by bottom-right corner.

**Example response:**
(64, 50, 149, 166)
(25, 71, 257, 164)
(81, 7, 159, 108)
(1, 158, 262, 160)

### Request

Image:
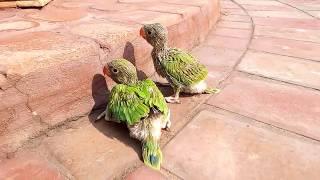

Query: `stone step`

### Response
(163, 108, 320, 180)
(0, 0, 221, 158)
(1, 0, 320, 179)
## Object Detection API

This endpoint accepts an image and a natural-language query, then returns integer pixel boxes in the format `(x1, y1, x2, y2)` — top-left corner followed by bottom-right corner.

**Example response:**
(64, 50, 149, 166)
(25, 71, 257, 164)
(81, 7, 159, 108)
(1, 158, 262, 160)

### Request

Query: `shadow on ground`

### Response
(123, 41, 147, 80)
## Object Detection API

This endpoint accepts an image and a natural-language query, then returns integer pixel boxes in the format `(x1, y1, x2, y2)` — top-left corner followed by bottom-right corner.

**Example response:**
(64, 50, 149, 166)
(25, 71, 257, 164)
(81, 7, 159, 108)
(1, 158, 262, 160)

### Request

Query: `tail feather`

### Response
(142, 136, 162, 170)
(204, 87, 220, 94)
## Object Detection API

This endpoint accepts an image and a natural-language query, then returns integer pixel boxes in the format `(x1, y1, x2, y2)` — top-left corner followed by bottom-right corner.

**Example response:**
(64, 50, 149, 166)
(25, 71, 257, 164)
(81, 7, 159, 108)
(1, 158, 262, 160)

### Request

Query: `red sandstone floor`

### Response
(1, 0, 320, 179)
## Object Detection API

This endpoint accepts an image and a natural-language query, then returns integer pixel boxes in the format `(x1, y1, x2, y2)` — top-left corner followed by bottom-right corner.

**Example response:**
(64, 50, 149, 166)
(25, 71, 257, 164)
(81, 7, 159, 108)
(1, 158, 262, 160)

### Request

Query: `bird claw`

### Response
(164, 127, 171, 132)
(95, 110, 107, 123)
(165, 96, 180, 104)
(93, 116, 101, 123)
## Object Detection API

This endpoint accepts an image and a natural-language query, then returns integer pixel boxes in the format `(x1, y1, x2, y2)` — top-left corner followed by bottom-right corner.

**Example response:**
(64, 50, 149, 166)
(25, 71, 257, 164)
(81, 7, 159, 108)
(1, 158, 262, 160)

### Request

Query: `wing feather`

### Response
(161, 48, 208, 86)
(108, 80, 168, 126)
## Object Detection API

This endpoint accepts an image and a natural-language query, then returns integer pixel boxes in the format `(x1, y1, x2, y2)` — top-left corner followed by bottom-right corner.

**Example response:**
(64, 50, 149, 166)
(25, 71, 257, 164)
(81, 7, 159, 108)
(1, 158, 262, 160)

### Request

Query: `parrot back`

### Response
(108, 79, 169, 126)
(159, 48, 208, 87)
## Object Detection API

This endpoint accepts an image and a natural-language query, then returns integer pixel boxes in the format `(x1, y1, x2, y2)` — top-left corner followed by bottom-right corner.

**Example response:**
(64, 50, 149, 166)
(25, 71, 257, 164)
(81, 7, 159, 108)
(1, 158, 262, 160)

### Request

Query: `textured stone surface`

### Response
(28, 6, 88, 22)
(0, 0, 221, 157)
(208, 74, 320, 140)
(250, 36, 320, 61)
(141, 2, 200, 18)
(238, 51, 320, 89)
(221, 14, 251, 22)
(0, 21, 39, 32)
(0, 9, 17, 19)
(166, 93, 210, 132)
(163, 109, 320, 180)
(254, 25, 320, 43)
(280, 0, 320, 11)
(69, 22, 137, 48)
(0, 31, 102, 130)
(222, 8, 247, 15)
(2, 0, 320, 179)
(125, 166, 166, 180)
(0, 152, 68, 180)
(205, 35, 249, 50)
(235, 0, 285, 6)
(253, 17, 320, 30)
(221, 1, 240, 9)
(247, 10, 313, 19)
(212, 27, 252, 38)
(38, 117, 140, 180)
(0, 103, 44, 158)
(192, 46, 243, 68)
(308, 11, 320, 18)
(0, 31, 99, 77)
(217, 21, 252, 29)
(241, 4, 294, 11)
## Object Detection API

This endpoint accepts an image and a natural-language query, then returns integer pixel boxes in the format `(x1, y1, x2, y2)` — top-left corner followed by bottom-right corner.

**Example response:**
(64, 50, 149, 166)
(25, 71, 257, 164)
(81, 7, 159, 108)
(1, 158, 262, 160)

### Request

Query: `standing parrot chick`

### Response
(96, 58, 171, 170)
(140, 23, 220, 104)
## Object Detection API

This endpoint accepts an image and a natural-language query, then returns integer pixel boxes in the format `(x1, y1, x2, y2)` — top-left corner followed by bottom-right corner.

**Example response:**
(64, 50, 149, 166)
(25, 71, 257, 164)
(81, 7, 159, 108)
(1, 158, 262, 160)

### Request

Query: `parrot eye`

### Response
(147, 30, 152, 35)
(112, 68, 118, 73)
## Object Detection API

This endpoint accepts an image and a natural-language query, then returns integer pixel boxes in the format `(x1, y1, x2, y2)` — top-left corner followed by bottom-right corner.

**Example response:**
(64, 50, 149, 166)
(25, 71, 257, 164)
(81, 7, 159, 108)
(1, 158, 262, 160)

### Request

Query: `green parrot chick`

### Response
(96, 58, 171, 170)
(140, 23, 220, 103)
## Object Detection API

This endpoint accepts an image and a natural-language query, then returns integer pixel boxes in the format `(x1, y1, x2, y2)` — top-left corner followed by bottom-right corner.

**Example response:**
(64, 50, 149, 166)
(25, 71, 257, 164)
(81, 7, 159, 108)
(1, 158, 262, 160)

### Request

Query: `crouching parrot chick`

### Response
(96, 58, 171, 170)
(140, 23, 220, 104)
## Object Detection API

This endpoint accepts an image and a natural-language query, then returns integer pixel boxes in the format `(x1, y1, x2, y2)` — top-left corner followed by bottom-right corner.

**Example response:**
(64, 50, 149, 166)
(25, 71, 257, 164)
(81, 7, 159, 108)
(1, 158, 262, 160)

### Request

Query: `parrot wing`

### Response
(161, 48, 208, 86)
(108, 80, 168, 126)
(108, 84, 150, 125)
(138, 79, 169, 117)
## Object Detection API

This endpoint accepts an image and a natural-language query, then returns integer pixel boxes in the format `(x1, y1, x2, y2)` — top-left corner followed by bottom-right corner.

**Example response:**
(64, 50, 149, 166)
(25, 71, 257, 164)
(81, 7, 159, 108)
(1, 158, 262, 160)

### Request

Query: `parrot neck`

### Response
(152, 39, 168, 53)
(126, 77, 138, 85)
(117, 73, 138, 85)
(153, 44, 168, 54)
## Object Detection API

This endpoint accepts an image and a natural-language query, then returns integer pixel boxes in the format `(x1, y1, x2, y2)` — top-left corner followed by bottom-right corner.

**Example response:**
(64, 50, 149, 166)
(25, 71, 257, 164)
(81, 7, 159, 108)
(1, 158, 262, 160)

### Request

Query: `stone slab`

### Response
(163, 109, 320, 180)
(254, 25, 320, 43)
(208, 73, 320, 140)
(249, 36, 320, 61)
(211, 27, 252, 38)
(205, 35, 249, 50)
(0, 0, 221, 157)
(38, 117, 140, 180)
(238, 51, 320, 90)
(125, 166, 167, 180)
(248, 10, 313, 19)
(0, 152, 69, 180)
(252, 17, 320, 30)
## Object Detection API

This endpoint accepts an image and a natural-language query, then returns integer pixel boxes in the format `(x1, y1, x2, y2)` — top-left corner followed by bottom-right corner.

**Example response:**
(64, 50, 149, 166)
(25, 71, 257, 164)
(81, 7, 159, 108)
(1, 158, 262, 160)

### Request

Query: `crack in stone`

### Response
(12, 84, 49, 126)
(215, 0, 255, 88)
(6, 112, 89, 158)
(0, 108, 15, 136)
(277, 0, 319, 20)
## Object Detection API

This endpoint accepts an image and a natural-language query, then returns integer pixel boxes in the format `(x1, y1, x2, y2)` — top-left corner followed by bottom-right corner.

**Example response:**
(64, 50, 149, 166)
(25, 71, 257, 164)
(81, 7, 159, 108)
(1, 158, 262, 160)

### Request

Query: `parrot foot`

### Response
(163, 119, 171, 131)
(204, 88, 220, 94)
(165, 96, 180, 104)
(95, 110, 107, 122)
(164, 127, 171, 132)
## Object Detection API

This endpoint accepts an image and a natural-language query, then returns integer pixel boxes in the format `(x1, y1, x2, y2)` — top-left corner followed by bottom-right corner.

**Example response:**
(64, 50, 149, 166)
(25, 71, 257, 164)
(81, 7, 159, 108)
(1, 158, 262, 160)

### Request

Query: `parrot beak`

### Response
(140, 27, 146, 39)
(103, 66, 111, 77)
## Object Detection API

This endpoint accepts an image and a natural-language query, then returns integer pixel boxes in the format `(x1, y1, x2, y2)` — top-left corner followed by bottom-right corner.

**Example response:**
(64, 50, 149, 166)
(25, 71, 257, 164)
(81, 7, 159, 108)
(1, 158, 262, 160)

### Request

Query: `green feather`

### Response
(108, 79, 168, 126)
(161, 48, 208, 86)
(142, 135, 162, 170)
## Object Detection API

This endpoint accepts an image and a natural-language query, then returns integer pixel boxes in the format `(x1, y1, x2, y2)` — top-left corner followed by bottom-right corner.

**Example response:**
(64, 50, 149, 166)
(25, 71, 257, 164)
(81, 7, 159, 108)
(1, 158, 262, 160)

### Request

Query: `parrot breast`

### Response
(182, 80, 208, 94)
(127, 113, 164, 142)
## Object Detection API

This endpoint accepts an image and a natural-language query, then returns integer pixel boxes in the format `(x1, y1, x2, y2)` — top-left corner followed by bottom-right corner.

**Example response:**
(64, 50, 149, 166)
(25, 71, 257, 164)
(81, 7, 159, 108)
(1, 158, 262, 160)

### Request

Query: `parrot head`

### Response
(103, 58, 138, 85)
(140, 23, 168, 49)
